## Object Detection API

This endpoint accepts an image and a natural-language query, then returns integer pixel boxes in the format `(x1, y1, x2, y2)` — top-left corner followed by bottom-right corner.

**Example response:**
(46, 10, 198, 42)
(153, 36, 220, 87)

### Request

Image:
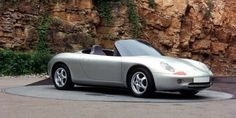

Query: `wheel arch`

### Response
(51, 61, 74, 89)
(51, 62, 70, 78)
(126, 64, 156, 89)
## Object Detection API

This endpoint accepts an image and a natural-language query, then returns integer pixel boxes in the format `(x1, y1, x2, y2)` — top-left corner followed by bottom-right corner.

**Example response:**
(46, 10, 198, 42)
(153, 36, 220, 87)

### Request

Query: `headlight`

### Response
(160, 62, 175, 72)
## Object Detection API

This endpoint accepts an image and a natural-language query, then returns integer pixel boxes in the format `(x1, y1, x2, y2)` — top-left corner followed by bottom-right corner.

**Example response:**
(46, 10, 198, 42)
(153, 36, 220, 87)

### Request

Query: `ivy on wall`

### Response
(148, 0, 156, 8)
(204, 0, 214, 19)
(11, 0, 16, 4)
(126, 0, 140, 38)
(94, 0, 141, 38)
(36, 13, 51, 52)
(32, 13, 52, 73)
(94, 0, 113, 26)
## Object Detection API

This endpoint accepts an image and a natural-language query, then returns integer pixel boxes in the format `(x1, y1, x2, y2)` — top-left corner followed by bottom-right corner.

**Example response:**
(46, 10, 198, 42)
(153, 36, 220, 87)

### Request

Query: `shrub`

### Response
(0, 50, 52, 76)
(0, 50, 31, 75)
(31, 51, 52, 74)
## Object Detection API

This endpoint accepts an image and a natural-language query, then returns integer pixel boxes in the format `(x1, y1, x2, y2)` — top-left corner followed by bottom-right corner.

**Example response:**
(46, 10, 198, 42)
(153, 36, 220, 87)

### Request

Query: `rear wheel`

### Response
(52, 63, 74, 90)
(179, 90, 199, 96)
(128, 68, 155, 97)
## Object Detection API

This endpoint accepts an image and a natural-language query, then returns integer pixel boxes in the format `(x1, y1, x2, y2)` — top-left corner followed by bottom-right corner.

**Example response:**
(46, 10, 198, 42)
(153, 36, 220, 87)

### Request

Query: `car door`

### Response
(81, 54, 122, 84)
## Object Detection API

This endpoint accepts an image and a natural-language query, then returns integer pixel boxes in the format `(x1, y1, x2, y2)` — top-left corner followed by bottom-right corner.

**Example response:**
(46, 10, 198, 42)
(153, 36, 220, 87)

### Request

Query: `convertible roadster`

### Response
(48, 39, 213, 97)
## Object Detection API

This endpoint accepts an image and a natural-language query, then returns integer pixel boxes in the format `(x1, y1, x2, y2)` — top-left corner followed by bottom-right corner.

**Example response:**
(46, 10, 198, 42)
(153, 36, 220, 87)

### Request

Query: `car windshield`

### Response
(115, 40, 162, 57)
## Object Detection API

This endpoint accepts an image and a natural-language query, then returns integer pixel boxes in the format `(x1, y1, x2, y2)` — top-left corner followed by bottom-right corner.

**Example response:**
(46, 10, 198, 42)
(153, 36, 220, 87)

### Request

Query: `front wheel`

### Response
(52, 63, 74, 90)
(128, 68, 155, 97)
(179, 90, 199, 96)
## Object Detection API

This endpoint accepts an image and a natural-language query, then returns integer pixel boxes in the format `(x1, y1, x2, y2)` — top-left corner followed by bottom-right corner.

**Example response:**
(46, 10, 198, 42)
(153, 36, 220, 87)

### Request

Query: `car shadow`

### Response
(68, 86, 206, 100)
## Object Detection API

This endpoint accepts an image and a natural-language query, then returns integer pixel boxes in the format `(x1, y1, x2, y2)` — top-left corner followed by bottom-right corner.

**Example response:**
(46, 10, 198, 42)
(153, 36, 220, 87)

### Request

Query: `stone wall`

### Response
(0, 0, 235, 76)
(0, 0, 97, 52)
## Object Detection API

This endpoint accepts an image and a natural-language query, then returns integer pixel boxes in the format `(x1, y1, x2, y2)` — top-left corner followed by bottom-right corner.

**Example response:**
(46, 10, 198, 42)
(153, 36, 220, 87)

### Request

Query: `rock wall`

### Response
(0, 0, 97, 52)
(0, 0, 235, 76)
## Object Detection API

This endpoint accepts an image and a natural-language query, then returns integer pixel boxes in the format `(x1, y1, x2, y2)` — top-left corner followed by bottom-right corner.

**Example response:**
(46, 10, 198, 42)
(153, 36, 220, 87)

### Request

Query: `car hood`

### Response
(132, 56, 213, 76)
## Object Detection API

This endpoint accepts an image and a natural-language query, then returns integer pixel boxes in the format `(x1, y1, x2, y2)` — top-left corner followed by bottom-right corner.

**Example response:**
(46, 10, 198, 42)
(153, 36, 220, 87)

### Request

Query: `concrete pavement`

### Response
(0, 77, 236, 118)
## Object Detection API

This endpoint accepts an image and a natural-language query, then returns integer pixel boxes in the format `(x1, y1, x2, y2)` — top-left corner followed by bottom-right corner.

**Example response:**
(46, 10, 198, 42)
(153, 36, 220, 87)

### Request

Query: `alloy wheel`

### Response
(131, 72, 148, 95)
(54, 67, 68, 87)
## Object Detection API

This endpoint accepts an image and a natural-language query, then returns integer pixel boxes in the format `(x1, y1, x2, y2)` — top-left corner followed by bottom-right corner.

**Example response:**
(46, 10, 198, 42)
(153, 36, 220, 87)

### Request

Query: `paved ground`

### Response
(0, 76, 236, 118)
(4, 85, 234, 103)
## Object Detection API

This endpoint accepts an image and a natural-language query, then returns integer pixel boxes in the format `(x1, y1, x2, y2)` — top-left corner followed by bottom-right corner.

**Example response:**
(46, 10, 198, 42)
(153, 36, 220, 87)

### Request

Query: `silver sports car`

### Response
(48, 39, 213, 97)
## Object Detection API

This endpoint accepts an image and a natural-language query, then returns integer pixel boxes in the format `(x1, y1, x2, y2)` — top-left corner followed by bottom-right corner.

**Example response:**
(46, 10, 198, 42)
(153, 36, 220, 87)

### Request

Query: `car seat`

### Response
(90, 45, 106, 55)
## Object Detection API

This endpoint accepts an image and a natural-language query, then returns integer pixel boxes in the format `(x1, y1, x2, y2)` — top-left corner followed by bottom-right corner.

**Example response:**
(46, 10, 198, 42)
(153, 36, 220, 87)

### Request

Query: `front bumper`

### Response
(152, 73, 213, 91)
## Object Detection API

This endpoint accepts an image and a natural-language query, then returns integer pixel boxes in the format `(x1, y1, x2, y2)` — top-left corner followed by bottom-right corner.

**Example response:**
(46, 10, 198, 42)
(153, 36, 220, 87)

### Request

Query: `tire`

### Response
(128, 67, 155, 97)
(52, 63, 74, 90)
(179, 90, 199, 96)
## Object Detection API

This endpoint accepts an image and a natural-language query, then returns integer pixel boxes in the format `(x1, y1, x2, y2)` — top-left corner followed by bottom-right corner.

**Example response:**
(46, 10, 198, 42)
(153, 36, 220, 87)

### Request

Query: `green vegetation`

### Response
(0, 0, 17, 6)
(33, 13, 52, 73)
(94, 0, 113, 26)
(11, 0, 16, 5)
(36, 13, 51, 53)
(204, 0, 214, 19)
(0, 0, 2, 9)
(30, 51, 52, 74)
(33, 0, 50, 4)
(0, 13, 52, 76)
(41, 0, 49, 4)
(0, 50, 52, 75)
(94, 0, 141, 38)
(148, 0, 156, 9)
(0, 50, 32, 75)
(126, 0, 140, 38)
